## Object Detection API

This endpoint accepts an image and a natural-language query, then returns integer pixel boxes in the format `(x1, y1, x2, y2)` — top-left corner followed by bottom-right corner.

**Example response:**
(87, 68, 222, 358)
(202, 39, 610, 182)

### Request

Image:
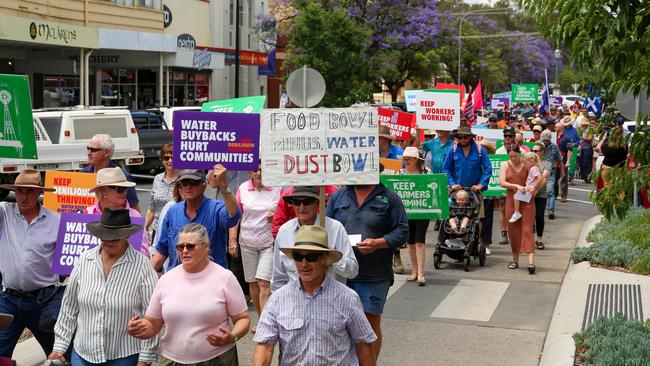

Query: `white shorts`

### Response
(240, 244, 274, 283)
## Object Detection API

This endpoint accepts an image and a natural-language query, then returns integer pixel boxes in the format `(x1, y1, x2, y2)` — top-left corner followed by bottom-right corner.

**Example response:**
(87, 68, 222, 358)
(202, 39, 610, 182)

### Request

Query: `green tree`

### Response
(521, 0, 650, 218)
(284, 2, 372, 106)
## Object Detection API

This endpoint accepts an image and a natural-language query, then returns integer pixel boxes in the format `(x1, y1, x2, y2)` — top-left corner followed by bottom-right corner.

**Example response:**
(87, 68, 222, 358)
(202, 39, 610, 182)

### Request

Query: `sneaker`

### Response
(508, 212, 522, 223)
(548, 212, 555, 220)
(485, 247, 492, 255)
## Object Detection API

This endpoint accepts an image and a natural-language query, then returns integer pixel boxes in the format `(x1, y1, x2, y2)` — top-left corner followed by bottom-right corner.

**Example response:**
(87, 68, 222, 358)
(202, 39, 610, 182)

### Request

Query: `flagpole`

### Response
(544, 69, 549, 100)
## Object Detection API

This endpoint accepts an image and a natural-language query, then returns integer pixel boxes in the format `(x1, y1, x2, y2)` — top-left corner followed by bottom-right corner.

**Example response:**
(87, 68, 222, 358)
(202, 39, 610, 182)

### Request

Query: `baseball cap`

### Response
(178, 170, 207, 182)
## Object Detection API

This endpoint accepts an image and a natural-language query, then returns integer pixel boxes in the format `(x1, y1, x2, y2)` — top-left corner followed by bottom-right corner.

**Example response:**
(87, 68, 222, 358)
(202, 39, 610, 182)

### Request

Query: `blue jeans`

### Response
(71, 348, 139, 366)
(0, 290, 58, 357)
(546, 168, 557, 212)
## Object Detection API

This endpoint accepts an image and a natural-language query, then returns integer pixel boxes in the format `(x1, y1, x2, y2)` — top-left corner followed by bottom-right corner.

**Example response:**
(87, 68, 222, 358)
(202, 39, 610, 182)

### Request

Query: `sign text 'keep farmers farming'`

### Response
(416, 90, 460, 131)
(172, 111, 260, 171)
(380, 174, 449, 219)
(260, 108, 379, 186)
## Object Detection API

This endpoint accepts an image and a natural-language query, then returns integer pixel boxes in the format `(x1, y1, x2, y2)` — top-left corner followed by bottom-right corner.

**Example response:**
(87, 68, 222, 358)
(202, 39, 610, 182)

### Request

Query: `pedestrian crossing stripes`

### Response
(430, 279, 510, 322)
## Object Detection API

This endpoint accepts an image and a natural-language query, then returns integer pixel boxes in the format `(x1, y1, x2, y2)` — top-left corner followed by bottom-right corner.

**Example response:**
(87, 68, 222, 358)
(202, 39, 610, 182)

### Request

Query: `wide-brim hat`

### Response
(0, 169, 55, 192)
(453, 126, 474, 137)
(280, 225, 343, 262)
(561, 116, 574, 127)
(532, 125, 543, 132)
(87, 207, 143, 241)
(402, 146, 423, 160)
(0, 313, 13, 331)
(90, 167, 136, 192)
(283, 186, 319, 204)
(378, 125, 396, 140)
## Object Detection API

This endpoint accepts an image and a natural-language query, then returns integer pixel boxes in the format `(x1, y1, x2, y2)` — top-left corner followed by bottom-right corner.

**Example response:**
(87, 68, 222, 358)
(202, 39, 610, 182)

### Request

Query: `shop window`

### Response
(43, 75, 80, 108)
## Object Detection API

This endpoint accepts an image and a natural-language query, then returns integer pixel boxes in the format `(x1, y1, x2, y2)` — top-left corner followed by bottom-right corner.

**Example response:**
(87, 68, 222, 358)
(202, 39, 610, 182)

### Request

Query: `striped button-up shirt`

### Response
(53, 245, 159, 363)
(254, 275, 376, 365)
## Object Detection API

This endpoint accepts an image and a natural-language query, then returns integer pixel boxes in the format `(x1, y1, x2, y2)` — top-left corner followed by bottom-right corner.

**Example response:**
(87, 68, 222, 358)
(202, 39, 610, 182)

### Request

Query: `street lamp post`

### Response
(457, 7, 510, 86)
(554, 49, 561, 93)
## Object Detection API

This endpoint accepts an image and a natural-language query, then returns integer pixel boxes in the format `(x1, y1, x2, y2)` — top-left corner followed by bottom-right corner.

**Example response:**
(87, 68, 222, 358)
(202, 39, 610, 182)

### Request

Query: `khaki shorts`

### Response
(159, 346, 238, 366)
(240, 244, 274, 283)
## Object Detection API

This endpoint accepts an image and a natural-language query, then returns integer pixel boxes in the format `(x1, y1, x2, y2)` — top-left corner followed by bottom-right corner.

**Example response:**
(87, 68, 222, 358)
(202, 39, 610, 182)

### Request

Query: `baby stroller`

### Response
(433, 188, 486, 271)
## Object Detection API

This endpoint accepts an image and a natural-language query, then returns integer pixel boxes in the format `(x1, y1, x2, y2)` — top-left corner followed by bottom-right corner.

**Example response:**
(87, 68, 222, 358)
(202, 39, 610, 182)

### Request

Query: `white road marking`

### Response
(568, 187, 594, 193)
(430, 279, 510, 322)
(135, 188, 152, 192)
(387, 274, 409, 299)
(566, 198, 594, 205)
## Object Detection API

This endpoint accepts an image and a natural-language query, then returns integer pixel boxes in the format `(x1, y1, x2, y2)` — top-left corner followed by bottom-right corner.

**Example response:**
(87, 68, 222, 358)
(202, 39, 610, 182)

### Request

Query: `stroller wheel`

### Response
(433, 253, 442, 269)
(479, 244, 486, 266)
(464, 256, 471, 272)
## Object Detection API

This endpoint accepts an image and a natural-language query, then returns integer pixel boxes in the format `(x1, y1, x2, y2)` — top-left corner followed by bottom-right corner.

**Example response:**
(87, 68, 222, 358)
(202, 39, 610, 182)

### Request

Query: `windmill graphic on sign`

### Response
(0, 90, 23, 157)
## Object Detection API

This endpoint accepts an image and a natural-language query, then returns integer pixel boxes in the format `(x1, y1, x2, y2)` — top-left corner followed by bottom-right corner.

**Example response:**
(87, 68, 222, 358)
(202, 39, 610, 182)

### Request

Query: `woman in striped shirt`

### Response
(48, 208, 159, 366)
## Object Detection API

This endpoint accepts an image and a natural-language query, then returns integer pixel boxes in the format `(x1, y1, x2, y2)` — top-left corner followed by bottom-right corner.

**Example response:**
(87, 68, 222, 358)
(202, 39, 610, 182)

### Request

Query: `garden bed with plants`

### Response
(574, 314, 650, 366)
(571, 209, 650, 274)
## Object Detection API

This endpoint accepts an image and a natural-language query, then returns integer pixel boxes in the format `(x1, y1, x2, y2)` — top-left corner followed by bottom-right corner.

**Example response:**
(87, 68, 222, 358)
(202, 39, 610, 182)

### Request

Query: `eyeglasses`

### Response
(179, 180, 202, 187)
(161, 155, 172, 162)
(291, 198, 318, 206)
(175, 243, 203, 251)
(457, 135, 472, 140)
(107, 186, 128, 193)
(292, 252, 323, 262)
(87, 146, 104, 153)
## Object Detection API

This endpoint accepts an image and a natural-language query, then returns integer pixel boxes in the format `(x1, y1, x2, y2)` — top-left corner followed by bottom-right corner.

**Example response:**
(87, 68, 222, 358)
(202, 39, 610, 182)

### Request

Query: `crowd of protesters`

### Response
(0, 99, 633, 366)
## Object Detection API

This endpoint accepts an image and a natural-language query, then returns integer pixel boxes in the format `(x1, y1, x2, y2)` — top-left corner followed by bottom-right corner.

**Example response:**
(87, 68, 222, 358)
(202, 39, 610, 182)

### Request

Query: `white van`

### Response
(0, 107, 143, 190)
(151, 106, 202, 130)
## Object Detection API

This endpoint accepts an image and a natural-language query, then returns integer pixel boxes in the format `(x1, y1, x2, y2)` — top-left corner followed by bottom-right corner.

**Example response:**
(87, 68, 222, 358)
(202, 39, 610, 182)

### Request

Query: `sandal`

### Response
(536, 241, 545, 250)
(406, 274, 417, 282)
(417, 276, 426, 287)
(507, 262, 519, 269)
(528, 265, 536, 274)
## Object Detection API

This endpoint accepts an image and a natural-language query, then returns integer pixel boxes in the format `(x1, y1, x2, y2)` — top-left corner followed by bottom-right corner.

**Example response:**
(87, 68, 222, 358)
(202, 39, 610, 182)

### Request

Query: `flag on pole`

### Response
(540, 70, 550, 114)
(472, 80, 483, 112)
(464, 88, 476, 125)
(585, 96, 603, 117)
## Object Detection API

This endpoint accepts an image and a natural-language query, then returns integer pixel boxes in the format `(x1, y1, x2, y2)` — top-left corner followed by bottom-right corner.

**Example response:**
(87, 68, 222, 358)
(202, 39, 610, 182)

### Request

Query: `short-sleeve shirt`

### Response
(146, 262, 247, 364)
(235, 180, 282, 248)
(526, 165, 541, 187)
(149, 173, 178, 231)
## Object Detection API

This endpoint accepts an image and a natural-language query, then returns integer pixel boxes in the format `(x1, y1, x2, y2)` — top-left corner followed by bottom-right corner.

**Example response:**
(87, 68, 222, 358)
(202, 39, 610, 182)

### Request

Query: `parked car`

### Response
(0, 106, 143, 197)
(130, 110, 172, 174)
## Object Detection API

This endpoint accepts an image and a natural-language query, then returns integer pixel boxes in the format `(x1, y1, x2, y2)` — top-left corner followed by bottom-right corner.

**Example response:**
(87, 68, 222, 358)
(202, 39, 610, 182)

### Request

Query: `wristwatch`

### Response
(221, 187, 232, 194)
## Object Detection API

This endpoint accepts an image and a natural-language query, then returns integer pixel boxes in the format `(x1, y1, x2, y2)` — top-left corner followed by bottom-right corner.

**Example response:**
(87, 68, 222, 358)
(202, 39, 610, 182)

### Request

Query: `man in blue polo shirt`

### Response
(82, 134, 140, 212)
(443, 126, 492, 192)
(151, 165, 240, 271)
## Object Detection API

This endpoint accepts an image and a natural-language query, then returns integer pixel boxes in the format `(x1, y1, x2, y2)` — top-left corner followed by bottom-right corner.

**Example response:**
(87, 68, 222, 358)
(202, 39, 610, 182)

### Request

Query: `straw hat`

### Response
(90, 167, 136, 192)
(378, 125, 396, 140)
(0, 169, 55, 192)
(87, 208, 143, 241)
(402, 146, 423, 160)
(280, 225, 342, 262)
(561, 116, 574, 127)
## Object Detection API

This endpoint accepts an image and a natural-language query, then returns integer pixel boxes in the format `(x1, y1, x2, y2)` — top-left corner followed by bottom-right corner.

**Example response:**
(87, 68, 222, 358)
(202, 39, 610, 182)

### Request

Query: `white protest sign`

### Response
(260, 108, 380, 186)
(404, 90, 422, 112)
(415, 90, 460, 131)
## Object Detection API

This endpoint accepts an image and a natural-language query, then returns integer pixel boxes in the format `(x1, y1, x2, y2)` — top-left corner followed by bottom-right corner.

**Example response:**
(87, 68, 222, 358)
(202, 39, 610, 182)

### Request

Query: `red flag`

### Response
(473, 80, 483, 111)
(464, 89, 476, 125)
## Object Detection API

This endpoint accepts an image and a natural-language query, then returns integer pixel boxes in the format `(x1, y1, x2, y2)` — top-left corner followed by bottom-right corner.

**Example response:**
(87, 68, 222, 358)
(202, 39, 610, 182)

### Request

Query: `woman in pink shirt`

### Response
(229, 165, 281, 332)
(128, 223, 250, 365)
(86, 167, 150, 257)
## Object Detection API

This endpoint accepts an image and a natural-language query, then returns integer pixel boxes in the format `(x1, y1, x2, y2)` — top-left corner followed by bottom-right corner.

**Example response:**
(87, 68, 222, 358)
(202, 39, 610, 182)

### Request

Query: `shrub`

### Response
(574, 314, 650, 366)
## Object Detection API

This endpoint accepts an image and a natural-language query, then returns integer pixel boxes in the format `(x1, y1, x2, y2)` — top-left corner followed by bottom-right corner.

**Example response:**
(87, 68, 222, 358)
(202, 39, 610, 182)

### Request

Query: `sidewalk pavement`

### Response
(540, 215, 650, 365)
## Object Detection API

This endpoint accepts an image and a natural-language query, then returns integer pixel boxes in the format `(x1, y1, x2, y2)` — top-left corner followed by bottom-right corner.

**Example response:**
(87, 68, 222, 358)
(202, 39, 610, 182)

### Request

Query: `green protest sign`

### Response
(201, 96, 266, 113)
(568, 146, 579, 176)
(484, 154, 509, 197)
(511, 84, 538, 103)
(0, 74, 37, 159)
(380, 174, 449, 219)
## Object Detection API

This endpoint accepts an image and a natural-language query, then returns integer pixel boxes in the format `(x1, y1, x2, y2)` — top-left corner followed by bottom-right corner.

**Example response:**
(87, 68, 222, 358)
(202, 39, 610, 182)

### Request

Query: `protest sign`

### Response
(511, 84, 539, 103)
(173, 111, 260, 171)
(260, 108, 379, 186)
(43, 171, 97, 214)
(201, 96, 266, 113)
(52, 213, 143, 275)
(550, 95, 564, 107)
(379, 158, 402, 175)
(404, 90, 422, 112)
(415, 90, 460, 131)
(434, 82, 465, 105)
(380, 174, 449, 219)
(492, 91, 511, 99)
(490, 97, 509, 110)
(484, 154, 509, 197)
(378, 107, 413, 140)
(0, 74, 38, 159)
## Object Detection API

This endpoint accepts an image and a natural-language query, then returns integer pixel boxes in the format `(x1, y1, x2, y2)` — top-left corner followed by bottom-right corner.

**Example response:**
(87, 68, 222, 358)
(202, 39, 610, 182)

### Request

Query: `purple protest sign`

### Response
(172, 111, 260, 171)
(52, 213, 144, 275)
(490, 97, 509, 110)
(550, 95, 564, 107)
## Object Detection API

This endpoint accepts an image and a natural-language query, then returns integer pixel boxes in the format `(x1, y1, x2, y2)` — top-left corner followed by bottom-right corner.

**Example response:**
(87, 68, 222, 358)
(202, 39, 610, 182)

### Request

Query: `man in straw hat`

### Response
(253, 225, 376, 366)
(0, 169, 64, 358)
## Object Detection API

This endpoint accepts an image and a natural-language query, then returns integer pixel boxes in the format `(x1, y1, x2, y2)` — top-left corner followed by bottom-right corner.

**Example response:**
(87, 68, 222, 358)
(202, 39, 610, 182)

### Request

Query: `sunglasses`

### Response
(292, 252, 323, 262)
(179, 180, 202, 187)
(504, 135, 514, 138)
(161, 155, 172, 161)
(87, 146, 104, 153)
(107, 186, 128, 193)
(533, 149, 543, 152)
(457, 135, 472, 140)
(489, 119, 497, 122)
(533, 130, 541, 133)
(175, 243, 203, 251)
(291, 198, 317, 206)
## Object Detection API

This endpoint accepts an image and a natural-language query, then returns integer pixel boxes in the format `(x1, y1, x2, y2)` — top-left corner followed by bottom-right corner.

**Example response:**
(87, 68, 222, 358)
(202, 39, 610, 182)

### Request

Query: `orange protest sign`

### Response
(380, 158, 403, 175)
(43, 171, 97, 214)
